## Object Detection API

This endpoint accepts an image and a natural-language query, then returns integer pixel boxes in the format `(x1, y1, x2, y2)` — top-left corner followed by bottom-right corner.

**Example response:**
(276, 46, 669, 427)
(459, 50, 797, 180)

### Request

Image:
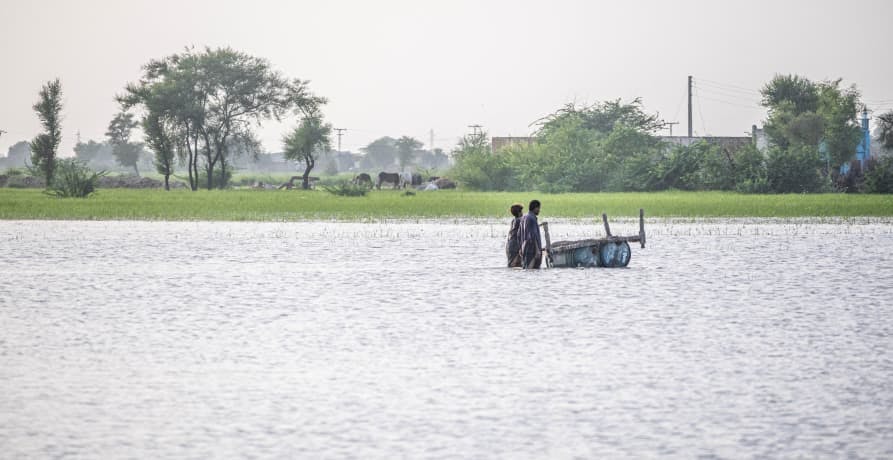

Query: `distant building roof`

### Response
(492, 137, 536, 152)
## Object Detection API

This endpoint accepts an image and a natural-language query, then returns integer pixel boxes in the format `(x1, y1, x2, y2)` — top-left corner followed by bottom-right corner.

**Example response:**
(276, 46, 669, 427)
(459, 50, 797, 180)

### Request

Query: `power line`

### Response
(697, 77, 761, 95)
(695, 84, 761, 104)
(671, 88, 687, 124)
(694, 88, 708, 135)
(334, 128, 346, 152)
(696, 93, 764, 110)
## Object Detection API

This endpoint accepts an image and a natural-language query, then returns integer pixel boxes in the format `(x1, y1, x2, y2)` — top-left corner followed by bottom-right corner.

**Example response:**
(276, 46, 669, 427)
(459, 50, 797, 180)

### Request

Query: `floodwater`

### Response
(1, 218, 891, 459)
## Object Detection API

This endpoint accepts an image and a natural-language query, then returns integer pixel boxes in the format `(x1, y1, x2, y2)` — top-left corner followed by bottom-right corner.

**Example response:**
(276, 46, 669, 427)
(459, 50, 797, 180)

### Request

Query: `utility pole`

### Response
(687, 75, 693, 138)
(334, 128, 346, 152)
(664, 122, 680, 136)
(467, 124, 483, 137)
(429, 129, 435, 152)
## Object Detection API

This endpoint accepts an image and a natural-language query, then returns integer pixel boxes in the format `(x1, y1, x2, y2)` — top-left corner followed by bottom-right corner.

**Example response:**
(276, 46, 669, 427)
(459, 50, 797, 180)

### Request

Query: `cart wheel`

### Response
(599, 241, 631, 268)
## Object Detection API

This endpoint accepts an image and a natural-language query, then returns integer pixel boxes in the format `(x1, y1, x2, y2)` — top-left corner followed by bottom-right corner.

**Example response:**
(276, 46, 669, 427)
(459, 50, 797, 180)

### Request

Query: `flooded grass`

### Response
(0, 188, 891, 221)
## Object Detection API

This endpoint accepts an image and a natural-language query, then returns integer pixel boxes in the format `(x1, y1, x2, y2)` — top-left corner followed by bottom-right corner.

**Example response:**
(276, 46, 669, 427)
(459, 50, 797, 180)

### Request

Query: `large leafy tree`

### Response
(360, 136, 398, 170)
(283, 113, 332, 189)
(761, 75, 862, 172)
(451, 131, 514, 191)
(6, 141, 31, 166)
(74, 140, 115, 169)
(761, 74, 819, 115)
(395, 136, 423, 169)
(106, 111, 144, 176)
(529, 100, 663, 192)
(120, 47, 324, 190)
(29, 78, 63, 186)
(816, 80, 862, 168)
(535, 99, 664, 138)
(143, 112, 177, 190)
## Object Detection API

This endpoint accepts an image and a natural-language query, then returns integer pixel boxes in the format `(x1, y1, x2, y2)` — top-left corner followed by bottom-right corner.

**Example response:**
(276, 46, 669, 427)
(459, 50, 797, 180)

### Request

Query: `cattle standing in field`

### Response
(377, 172, 402, 189)
(400, 172, 412, 189)
(352, 173, 372, 187)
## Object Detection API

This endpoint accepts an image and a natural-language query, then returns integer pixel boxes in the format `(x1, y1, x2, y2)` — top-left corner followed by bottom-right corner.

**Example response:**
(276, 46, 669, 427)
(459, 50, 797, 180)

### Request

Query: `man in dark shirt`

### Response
(518, 199, 543, 269)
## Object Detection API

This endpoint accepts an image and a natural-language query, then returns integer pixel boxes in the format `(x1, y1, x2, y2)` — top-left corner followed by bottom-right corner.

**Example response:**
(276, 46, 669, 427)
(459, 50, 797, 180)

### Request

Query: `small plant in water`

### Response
(323, 181, 368, 197)
(46, 158, 105, 198)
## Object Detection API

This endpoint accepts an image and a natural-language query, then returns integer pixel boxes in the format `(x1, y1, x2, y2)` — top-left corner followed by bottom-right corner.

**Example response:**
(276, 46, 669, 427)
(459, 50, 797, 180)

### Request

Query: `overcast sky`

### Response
(2, 0, 891, 158)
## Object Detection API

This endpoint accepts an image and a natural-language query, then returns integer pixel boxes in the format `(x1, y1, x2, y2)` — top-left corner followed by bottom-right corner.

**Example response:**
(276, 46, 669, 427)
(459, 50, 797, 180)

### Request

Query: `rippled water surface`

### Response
(1, 219, 892, 458)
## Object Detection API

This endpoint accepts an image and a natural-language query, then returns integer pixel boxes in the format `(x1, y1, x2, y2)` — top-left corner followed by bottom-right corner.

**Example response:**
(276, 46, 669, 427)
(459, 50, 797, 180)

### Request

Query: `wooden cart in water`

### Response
(541, 209, 646, 268)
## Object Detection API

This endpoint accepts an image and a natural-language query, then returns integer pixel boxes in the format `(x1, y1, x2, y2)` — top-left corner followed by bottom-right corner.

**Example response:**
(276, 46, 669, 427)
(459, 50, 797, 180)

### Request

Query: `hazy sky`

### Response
(2, 0, 892, 158)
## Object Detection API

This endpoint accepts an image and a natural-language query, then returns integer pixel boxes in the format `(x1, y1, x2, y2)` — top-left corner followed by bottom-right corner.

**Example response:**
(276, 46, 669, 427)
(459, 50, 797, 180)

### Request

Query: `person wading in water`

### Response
(518, 199, 544, 269)
(506, 203, 524, 267)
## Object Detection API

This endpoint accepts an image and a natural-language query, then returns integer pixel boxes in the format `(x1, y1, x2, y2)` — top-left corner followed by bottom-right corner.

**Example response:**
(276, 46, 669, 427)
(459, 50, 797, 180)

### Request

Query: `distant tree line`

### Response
(5, 68, 893, 194)
(450, 75, 893, 194)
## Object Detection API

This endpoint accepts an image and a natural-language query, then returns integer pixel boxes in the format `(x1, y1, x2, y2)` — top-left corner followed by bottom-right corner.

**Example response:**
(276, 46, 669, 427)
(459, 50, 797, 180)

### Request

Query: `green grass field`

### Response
(0, 188, 891, 221)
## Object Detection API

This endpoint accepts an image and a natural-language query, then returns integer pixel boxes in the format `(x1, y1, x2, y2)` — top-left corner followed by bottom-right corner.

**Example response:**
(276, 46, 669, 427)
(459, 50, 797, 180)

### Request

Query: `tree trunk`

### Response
(164, 174, 170, 191)
(185, 126, 198, 191)
(219, 157, 228, 189)
(133, 163, 140, 177)
(191, 146, 199, 191)
(302, 158, 314, 190)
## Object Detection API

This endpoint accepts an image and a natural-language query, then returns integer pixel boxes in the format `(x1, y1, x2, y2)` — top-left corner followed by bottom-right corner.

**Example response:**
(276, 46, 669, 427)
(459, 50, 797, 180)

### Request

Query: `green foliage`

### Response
(765, 146, 826, 193)
(864, 156, 893, 193)
(733, 144, 769, 193)
(651, 142, 714, 191)
(120, 47, 325, 191)
(106, 111, 144, 176)
(395, 136, 423, 169)
(6, 141, 31, 165)
(2, 189, 892, 220)
(196, 168, 233, 190)
(516, 116, 603, 192)
(282, 114, 332, 189)
(46, 159, 105, 198)
(323, 181, 369, 196)
(451, 132, 514, 191)
(143, 113, 177, 190)
(761, 75, 862, 171)
(30, 78, 63, 186)
(816, 80, 862, 168)
(452, 101, 665, 193)
(761, 74, 819, 115)
(535, 99, 664, 137)
(360, 137, 398, 169)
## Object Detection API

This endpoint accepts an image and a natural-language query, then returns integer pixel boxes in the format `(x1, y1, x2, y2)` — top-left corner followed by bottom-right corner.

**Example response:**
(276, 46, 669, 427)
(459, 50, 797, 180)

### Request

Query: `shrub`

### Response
(322, 181, 368, 196)
(835, 159, 865, 193)
(197, 168, 233, 189)
(864, 156, 893, 193)
(47, 158, 105, 198)
(765, 146, 825, 193)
